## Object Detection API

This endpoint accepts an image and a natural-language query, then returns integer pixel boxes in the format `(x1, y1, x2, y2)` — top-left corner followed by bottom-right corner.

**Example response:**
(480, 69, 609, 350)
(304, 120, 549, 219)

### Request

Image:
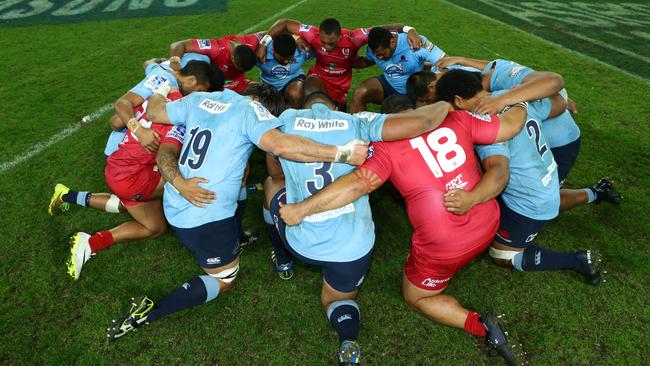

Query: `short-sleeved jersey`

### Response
(163, 89, 283, 228)
(367, 34, 445, 94)
(104, 65, 180, 156)
(180, 52, 210, 67)
(484, 59, 534, 92)
(361, 110, 501, 260)
(191, 33, 264, 81)
(476, 93, 560, 221)
(279, 104, 387, 262)
(297, 24, 369, 103)
(258, 40, 313, 91)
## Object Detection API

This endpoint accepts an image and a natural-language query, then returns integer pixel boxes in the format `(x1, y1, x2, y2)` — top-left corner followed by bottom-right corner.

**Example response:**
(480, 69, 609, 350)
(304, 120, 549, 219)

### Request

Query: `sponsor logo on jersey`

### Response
(360, 28, 369, 36)
(166, 126, 186, 143)
(468, 111, 492, 122)
(367, 145, 375, 158)
(423, 39, 435, 52)
(304, 203, 355, 222)
(337, 314, 353, 323)
(445, 173, 468, 190)
(385, 64, 404, 77)
(353, 111, 381, 121)
(342, 48, 350, 57)
(197, 39, 212, 49)
(421, 277, 450, 287)
(510, 66, 525, 77)
(206, 257, 221, 265)
(199, 99, 231, 114)
(144, 75, 168, 90)
(250, 101, 276, 121)
(270, 64, 290, 79)
(294, 118, 349, 132)
(299, 24, 312, 32)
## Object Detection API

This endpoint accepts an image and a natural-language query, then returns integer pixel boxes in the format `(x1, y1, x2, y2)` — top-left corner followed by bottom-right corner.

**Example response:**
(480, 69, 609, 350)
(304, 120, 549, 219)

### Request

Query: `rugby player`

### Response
(169, 32, 264, 93)
(257, 18, 422, 111)
(48, 61, 223, 280)
(106, 83, 370, 341)
(349, 27, 445, 113)
(265, 91, 456, 365)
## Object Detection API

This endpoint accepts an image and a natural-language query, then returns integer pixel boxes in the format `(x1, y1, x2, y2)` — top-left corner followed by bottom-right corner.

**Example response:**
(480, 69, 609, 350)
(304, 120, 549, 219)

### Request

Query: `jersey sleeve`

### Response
(243, 101, 284, 146)
(359, 142, 392, 183)
(461, 111, 502, 145)
(191, 39, 218, 55)
(130, 68, 176, 100)
(350, 28, 370, 48)
(418, 37, 445, 64)
(297, 24, 319, 45)
(240, 32, 264, 49)
(160, 125, 186, 149)
(165, 97, 192, 126)
(352, 112, 388, 142)
(528, 97, 552, 121)
(475, 142, 509, 160)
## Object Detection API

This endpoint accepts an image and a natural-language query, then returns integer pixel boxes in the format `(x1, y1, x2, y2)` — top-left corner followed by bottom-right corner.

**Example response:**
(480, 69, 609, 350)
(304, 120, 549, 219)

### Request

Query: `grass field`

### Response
(1, 0, 649, 364)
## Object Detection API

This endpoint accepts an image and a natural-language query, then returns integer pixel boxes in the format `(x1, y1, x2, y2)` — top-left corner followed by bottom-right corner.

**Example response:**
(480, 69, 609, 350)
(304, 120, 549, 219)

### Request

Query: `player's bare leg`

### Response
(560, 178, 622, 211)
(402, 273, 517, 365)
(284, 80, 305, 108)
(559, 189, 589, 211)
(350, 78, 384, 113)
(322, 279, 362, 366)
(49, 184, 126, 215)
(304, 74, 328, 96)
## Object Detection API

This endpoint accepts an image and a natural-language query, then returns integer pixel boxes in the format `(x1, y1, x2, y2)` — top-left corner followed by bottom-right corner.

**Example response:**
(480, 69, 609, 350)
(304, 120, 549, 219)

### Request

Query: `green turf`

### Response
(1, 0, 649, 365)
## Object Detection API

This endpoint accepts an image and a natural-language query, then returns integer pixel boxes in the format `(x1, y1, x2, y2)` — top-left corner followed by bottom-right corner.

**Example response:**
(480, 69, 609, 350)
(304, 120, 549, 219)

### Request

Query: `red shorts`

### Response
(225, 77, 252, 94)
(308, 67, 349, 105)
(404, 235, 493, 291)
(105, 164, 160, 207)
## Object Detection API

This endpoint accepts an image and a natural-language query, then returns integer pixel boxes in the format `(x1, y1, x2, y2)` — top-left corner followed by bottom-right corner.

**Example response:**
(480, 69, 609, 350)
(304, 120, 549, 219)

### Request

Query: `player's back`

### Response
(365, 110, 500, 258)
(484, 59, 534, 92)
(278, 105, 385, 262)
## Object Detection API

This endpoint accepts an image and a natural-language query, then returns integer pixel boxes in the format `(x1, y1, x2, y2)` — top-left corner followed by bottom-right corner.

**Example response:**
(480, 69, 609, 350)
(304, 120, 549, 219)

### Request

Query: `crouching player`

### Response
(280, 76, 531, 365)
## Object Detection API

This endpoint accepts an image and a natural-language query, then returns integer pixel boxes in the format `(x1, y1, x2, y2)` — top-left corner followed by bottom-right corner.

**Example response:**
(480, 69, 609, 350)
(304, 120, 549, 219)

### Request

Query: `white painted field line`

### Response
(441, 0, 650, 84)
(0, 0, 310, 176)
(0, 104, 113, 174)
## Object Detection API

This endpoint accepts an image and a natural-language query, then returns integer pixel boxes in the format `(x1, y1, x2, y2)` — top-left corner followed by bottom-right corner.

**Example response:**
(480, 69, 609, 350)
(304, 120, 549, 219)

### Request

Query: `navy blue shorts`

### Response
(269, 188, 372, 293)
(551, 138, 580, 184)
(494, 198, 548, 249)
(375, 74, 399, 98)
(171, 216, 241, 269)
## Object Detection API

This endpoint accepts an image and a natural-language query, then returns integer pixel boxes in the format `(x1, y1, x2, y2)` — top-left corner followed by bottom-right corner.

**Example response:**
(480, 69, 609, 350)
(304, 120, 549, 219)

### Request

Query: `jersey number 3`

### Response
(179, 127, 212, 170)
(410, 128, 466, 178)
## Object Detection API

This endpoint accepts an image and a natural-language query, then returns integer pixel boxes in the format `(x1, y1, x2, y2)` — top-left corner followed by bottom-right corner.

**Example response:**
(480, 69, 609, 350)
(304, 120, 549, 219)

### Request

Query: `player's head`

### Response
(407, 71, 438, 108)
(178, 61, 224, 94)
(272, 34, 296, 65)
(232, 44, 257, 72)
(303, 91, 336, 110)
(381, 95, 414, 114)
(241, 82, 288, 117)
(368, 27, 396, 60)
(434, 69, 486, 111)
(319, 18, 342, 50)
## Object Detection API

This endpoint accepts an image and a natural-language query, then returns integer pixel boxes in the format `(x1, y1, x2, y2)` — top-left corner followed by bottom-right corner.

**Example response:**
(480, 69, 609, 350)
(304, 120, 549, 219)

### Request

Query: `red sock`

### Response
(89, 230, 115, 253)
(464, 311, 487, 337)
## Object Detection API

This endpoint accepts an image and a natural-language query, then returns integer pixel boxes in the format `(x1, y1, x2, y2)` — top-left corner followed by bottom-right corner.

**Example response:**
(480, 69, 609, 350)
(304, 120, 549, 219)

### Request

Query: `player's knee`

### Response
(488, 245, 519, 268)
(285, 84, 303, 107)
(352, 85, 369, 100)
(208, 263, 240, 292)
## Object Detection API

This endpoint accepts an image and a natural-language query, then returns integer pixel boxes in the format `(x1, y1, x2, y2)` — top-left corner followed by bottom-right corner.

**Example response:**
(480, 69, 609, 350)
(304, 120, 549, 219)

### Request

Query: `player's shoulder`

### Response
(298, 23, 318, 33)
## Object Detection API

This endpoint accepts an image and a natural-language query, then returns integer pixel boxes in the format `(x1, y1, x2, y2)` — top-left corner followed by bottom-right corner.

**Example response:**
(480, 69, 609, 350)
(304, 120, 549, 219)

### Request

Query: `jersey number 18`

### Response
(410, 128, 466, 178)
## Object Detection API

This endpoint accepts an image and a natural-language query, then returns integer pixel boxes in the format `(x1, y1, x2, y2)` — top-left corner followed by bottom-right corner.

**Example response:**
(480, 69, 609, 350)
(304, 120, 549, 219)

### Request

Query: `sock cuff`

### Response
(262, 207, 274, 225)
(327, 299, 360, 320)
(77, 192, 90, 206)
(464, 311, 486, 337)
(199, 275, 221, 302)
(513, 252, 524, 271)
(584, 188, 596, 203)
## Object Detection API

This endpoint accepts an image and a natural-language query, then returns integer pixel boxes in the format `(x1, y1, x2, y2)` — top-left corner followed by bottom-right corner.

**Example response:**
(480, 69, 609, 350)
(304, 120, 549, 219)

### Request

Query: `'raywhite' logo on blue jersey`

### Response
(385, 64, 404, 78)
(199, 99, 231, 114)
(294, 118, 349, 132)
(197, 39, 211, 49)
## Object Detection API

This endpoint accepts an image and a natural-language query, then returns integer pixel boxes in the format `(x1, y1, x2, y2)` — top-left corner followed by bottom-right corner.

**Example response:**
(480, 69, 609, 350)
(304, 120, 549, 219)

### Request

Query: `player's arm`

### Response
(444, 155, 509, 215)
(280, 168, 383, 226)
(113, 92, 144, 130)
(266, 153, 285, 180)
(258, 129, 369, 165)
(352, 56, 375, 69)
(494, 103, 528, 142)
(475, 71, 564, 115)
(435, 56, 489, 70)
(257, 19, 304, 63)
(547, 93, 568, 119)
(169, 39, 198, 58)
(144, 89, 174, 125)
(381, 101, 453, 141)
(156, 142, 216, 208)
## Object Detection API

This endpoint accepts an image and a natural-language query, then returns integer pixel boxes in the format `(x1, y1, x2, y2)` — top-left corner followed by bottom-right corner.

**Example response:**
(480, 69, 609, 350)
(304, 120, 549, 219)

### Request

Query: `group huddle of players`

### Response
(48, 17, 622, 365)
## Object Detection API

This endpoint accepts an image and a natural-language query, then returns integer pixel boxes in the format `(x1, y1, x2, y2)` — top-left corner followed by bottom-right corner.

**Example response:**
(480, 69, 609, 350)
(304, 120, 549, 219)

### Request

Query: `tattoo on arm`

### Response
(157, 147, 180, 184)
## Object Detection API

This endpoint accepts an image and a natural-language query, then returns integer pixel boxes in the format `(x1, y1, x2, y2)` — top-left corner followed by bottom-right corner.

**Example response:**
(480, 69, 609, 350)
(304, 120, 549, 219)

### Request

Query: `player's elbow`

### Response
(548, 72, 564, 92)
(169, 40, 186, 57)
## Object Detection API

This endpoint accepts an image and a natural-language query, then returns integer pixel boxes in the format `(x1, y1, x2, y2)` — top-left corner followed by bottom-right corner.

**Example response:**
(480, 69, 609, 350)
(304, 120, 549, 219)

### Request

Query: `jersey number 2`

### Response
(410, 127, 466, 178)
(525, 119, 548, 157)
(179, 127, 212, 170)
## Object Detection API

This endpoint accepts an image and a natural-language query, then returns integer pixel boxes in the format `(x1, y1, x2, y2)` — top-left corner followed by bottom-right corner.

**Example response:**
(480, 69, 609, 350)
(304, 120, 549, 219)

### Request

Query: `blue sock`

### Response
(513, 252, 524, 271)
(147, 275, 220, 322)
(327, 300, 360, 343)
(520, 244, 579, 271)
(584, 188, 596, 203)
(62, 190, 90, 207)
(264, 208, 291, 265)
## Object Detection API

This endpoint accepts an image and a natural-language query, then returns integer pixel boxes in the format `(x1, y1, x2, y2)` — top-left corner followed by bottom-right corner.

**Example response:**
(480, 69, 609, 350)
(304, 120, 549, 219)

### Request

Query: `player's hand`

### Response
(134, 127, 161, 153)
(169, 56, 181, 72)
(567, 98, 577, 114)
(406, 30, 423, 49)
(474, 95, 507, 115)
(295, 36, 311, 55)
(279, 202, 306, 226)
(435, 56, 461, 70)
(256, 44, 267, 64)
(174, 177, 216, 208)
(337, 140, 370, 165)
(444, 189, 478, 215)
